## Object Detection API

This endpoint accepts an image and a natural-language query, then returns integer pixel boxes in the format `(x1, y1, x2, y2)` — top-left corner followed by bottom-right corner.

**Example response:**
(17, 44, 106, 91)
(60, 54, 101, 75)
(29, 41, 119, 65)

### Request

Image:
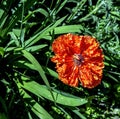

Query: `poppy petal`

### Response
(51, 34, 104, 89)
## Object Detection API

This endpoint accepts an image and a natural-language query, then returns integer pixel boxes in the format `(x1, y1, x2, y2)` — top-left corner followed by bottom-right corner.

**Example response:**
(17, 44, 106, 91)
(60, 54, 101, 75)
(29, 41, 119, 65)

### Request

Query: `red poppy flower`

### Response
(51, 34, 104, 89)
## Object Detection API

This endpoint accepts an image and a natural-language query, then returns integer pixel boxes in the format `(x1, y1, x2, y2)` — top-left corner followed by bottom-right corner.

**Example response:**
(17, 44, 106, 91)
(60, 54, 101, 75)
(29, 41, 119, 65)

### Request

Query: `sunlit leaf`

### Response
(0, 47, 4, 57)
(22, 50, 56, 103)
(52, 25, 83, 34)
(18, 85, 54, 119)
(26, 44, 48, 52)
(25, 16, 67, 47)
(72, 108, 87, 119)
(20, 81, 88, 106)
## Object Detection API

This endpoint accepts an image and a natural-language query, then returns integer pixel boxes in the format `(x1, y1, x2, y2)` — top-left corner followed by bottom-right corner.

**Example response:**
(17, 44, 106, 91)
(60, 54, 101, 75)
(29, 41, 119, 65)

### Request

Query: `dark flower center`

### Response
(73, 54, 84, 66)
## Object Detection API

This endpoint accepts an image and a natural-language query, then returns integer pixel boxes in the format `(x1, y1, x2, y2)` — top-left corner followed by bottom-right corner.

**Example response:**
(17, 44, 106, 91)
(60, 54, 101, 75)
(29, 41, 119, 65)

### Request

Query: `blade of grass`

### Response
(1, 0, 38, 38)
(26, 44, 48, 52)
(22, 49, 56, 103)
(17, 84, 54, 119)
(45, 68, 58, 79)
(0, 47, 4, 57)
(106, 73, 118, 82)
(55, 0, 68, 14)
(67, 0, 87, 22)
(79, 1, 104, 22)
(25, 15, 67, 47)
(20, 1, 25, 47)
(24, 8, 49, 22)
(8, 32, 20, 47)
(52, 25, 83, 34)
(20, 80, 88, 106)
(72, 109, 87, 119)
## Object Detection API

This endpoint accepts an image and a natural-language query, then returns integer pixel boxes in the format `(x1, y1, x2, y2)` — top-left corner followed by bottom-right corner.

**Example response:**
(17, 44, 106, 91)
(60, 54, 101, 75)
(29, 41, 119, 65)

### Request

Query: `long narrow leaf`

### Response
(17, 84, 53, 119)
(52, 25, 83, 34)
(26, 44, 48, 52)
(25, 16, 67, 47)
(1, 0, 38, 38)
(72, 108, 87, 119)
(20, 81, 88, 107)
(22, 50, 55, 103)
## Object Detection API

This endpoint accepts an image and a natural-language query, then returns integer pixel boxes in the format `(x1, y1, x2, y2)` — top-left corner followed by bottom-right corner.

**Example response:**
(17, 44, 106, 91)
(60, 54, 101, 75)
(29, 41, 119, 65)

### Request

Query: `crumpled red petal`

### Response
(51, 34, 104, 89)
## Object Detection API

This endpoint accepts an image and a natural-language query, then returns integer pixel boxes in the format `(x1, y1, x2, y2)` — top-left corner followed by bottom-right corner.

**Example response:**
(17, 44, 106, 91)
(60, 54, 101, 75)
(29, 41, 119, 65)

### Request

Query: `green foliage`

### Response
(0, 0, 120, 119)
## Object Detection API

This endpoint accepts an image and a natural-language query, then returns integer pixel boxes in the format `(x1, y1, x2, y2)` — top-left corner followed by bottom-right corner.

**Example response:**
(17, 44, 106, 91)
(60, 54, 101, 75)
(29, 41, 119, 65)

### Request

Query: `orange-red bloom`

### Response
(51, 34, 104, 89)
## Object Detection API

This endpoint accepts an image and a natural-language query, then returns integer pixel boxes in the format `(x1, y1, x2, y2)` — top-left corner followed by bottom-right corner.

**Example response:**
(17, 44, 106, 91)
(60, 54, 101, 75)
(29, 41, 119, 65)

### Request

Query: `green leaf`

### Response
(45, 68, 58, 79)
(20, 81, 88, 106)
(52, 105, 72, 118)
(0, 113, 7, 119)
(24, 8, 49, 21)
(106, 73, 118, 82)
(8, 32, 20, 47)
(55, 0, 68, 14)
(31, 100, 54, 119)
(53, 25, 83, 34)
(25, 16, 67, 47)
(0, 0, 38, 38)
(79, 1, 104, 22)
(21, 50, 55, 103)
(14, 60, 35, 70)
(20, 28, 25, 47)
(35, 8, 49, 17)
(26, 44, 48, 52)
(0, 9, 4, 18)
(67, 0, 87, 22)
(14, 61, 58, 78)
(0, 47, 4, 57)
(18, 86, 53, 119)
(42, 25, 83, 40)
(28, 112, 33, 119)
(22, 50, 50, 87)
(0, 96, 7, 114)
(72, 108, 87, 119)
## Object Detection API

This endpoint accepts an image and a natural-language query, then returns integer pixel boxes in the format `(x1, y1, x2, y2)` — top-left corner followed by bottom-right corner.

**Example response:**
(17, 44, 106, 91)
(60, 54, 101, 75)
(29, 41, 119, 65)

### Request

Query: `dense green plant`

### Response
(0, 0, 120, 119)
